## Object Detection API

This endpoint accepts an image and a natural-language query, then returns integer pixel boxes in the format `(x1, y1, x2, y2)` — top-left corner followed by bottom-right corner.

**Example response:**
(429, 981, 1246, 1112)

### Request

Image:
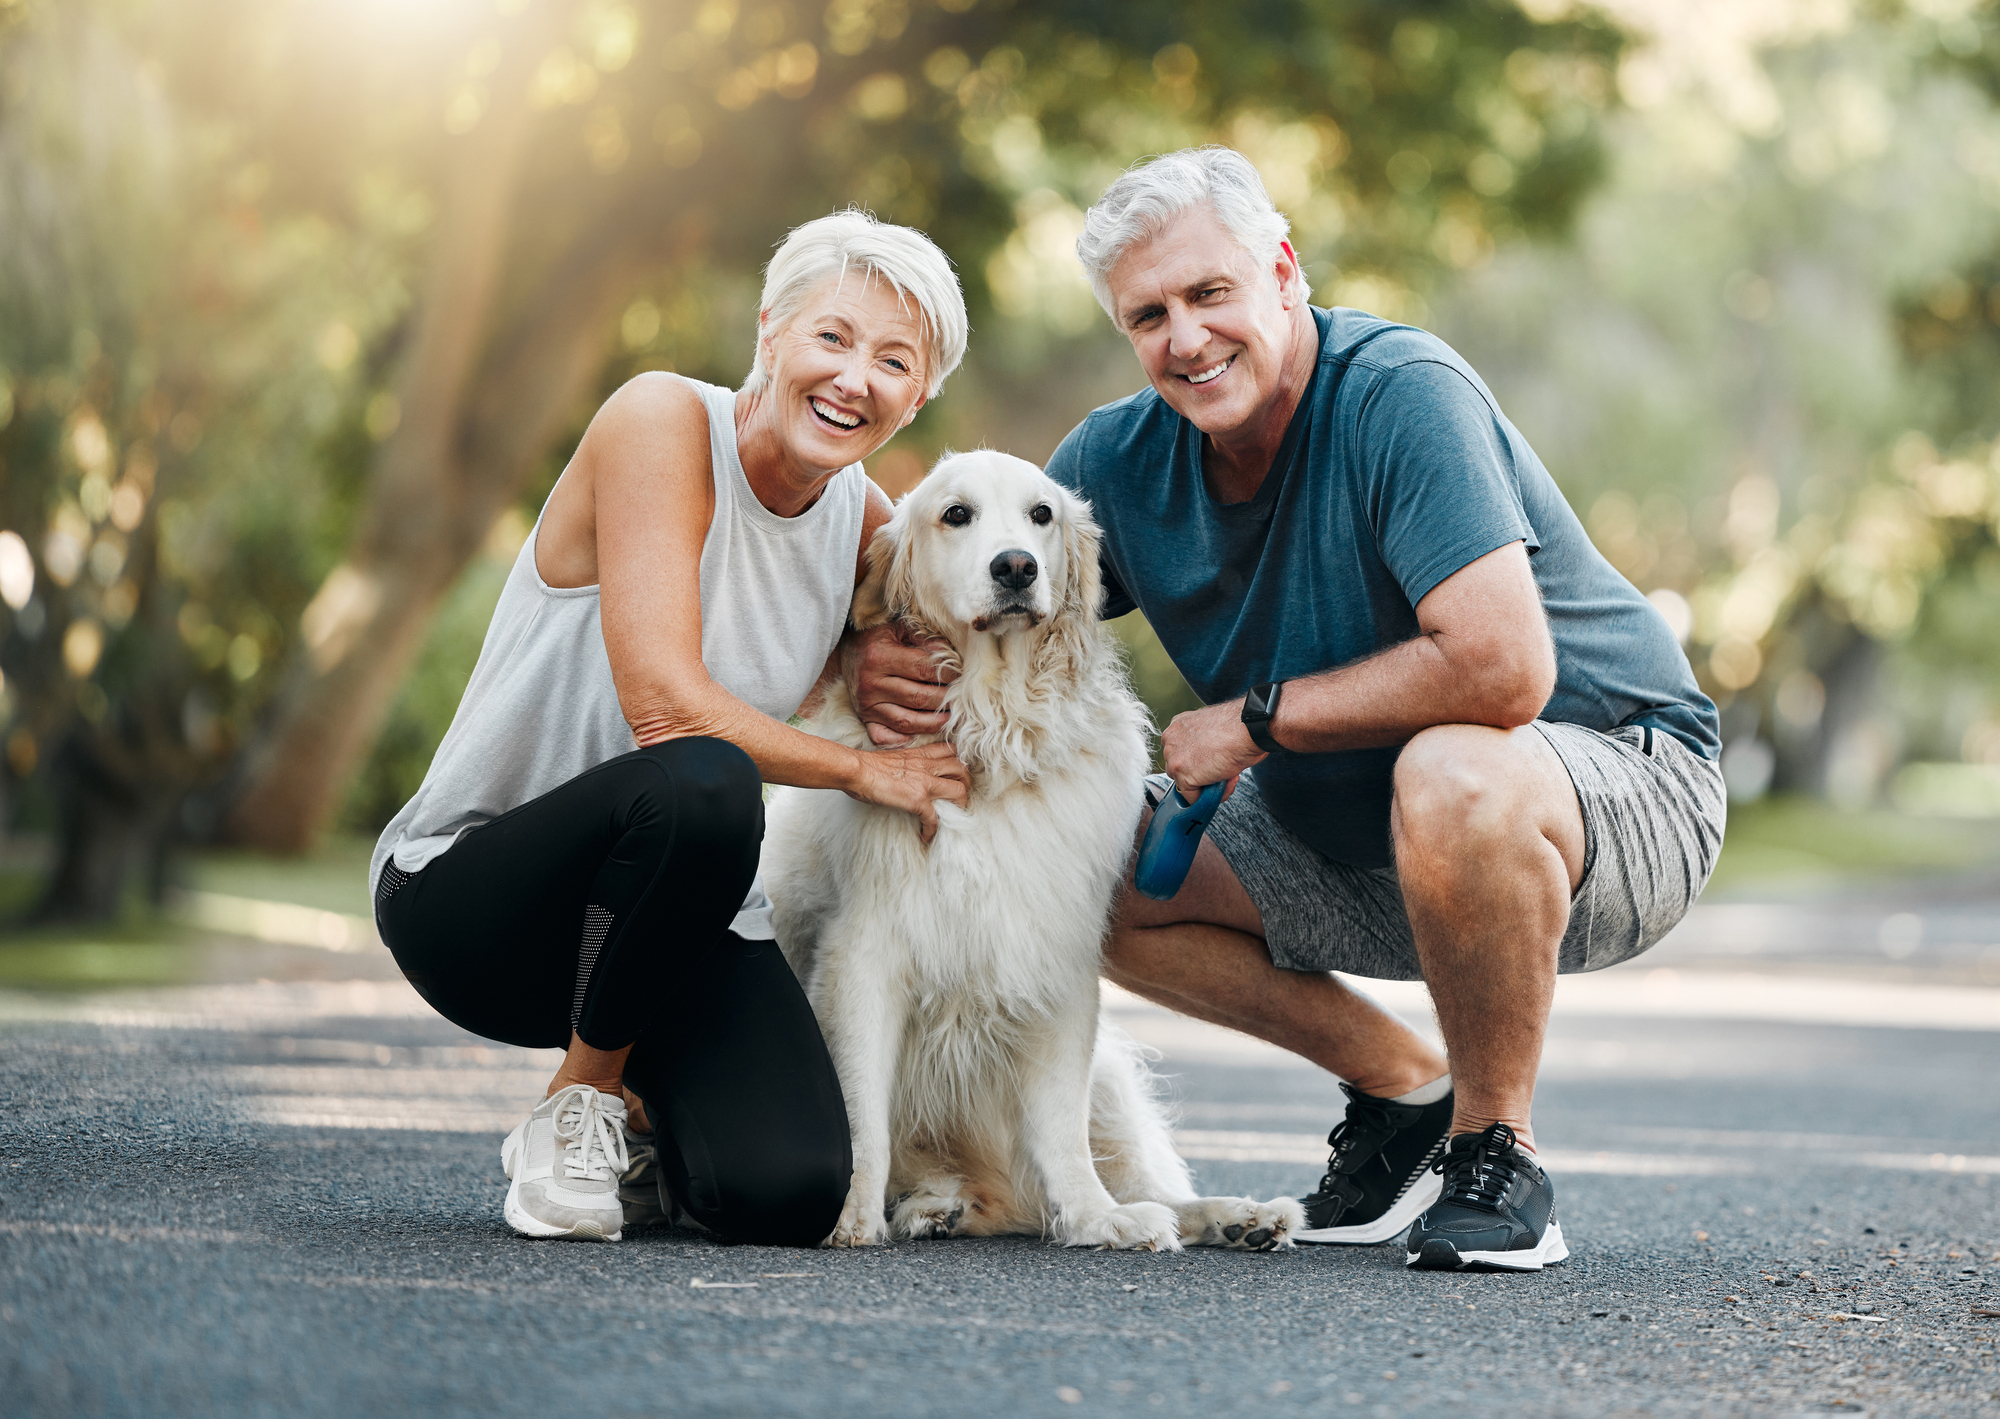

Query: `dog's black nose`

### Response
(990, 549, 1038, 590)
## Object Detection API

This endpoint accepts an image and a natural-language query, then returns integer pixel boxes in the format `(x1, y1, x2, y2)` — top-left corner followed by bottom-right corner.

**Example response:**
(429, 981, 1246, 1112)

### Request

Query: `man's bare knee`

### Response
(1392, 723, 1583, 890)
(1393, 725, 1520, 849)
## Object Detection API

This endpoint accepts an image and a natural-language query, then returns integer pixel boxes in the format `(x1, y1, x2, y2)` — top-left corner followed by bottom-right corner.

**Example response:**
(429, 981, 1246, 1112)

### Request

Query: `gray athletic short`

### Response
(1205, 722, 1727, 980)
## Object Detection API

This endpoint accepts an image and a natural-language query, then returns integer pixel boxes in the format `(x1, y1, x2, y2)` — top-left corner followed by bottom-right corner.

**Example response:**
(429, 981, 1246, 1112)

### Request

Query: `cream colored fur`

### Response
(763, 450, 1303, 1252)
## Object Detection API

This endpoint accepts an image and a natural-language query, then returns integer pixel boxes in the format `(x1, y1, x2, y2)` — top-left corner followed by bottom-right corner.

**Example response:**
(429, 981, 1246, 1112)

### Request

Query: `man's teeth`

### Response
(811, 398, 861, 428)
(1187, 358, 1231, 385)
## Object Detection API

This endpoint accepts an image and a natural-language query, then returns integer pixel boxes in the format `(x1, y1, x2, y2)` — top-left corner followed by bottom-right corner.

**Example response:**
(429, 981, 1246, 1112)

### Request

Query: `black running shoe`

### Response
(1293, 1082, 1453, 1245)
(1405, 1122, 1568, 1272)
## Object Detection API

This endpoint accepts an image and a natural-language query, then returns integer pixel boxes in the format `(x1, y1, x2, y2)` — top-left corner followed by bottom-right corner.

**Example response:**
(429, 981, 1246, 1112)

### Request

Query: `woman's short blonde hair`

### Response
(745, 209, 968, 399)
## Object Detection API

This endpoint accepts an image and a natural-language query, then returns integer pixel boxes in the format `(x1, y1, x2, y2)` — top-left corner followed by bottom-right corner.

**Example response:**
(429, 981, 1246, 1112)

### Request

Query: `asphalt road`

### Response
(3, 893, 1998, 1417)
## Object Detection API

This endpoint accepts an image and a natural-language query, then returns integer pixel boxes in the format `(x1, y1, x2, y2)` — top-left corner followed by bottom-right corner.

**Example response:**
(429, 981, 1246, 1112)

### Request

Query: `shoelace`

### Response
(1429, 1121, 1522, 1214)
(552, 1086, 630, 1183)
(1309, 1095, 1401, 1196)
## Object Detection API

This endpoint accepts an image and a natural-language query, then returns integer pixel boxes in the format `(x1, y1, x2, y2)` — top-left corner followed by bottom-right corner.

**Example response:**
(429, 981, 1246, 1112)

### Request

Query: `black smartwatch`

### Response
(1241, 680, 1284, 754)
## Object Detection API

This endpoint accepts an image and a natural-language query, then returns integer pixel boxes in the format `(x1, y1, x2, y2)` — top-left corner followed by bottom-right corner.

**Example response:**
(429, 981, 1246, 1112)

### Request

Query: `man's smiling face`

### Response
(1104, 203, 1307, 441)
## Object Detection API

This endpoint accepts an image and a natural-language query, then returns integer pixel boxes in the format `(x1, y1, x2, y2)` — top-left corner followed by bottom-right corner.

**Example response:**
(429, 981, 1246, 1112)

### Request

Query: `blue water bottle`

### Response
(1132, 775, 1226, 900)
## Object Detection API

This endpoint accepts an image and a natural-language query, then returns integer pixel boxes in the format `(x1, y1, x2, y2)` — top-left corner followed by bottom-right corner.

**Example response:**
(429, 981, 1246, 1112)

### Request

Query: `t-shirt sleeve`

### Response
(1357, 359, 1538, 608)
(1045, 420, 1137, 620)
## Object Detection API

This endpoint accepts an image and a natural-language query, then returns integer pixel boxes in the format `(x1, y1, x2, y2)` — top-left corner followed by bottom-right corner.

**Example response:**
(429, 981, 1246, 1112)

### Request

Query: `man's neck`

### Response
(1200, 303, 1321, 505)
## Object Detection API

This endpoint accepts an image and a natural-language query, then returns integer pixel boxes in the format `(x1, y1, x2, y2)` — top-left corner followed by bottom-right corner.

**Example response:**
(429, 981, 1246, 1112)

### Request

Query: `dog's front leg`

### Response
(815, 954, 902, 1248)
(1017, 1010, 1180, 1252)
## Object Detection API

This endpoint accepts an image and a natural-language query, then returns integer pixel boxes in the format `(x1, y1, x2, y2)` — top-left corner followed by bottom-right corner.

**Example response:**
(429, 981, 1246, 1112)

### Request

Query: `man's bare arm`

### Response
(1161, 541, 1552, 793)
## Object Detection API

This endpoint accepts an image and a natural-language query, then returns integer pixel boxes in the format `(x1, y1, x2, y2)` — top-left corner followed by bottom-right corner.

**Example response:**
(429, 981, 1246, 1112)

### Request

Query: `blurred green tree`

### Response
(1434, 0, 2000, 809)
(0, 1, 420, 916)
(0, 0, 1617, 917)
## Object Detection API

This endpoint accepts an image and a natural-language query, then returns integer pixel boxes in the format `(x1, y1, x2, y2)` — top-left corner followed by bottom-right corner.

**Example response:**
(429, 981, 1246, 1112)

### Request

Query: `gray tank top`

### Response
(368, 378, 867, 940)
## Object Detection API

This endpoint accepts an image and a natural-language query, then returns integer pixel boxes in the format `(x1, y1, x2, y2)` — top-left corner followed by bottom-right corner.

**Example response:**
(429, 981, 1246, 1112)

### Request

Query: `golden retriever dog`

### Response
(762, 450, 1303, 1252)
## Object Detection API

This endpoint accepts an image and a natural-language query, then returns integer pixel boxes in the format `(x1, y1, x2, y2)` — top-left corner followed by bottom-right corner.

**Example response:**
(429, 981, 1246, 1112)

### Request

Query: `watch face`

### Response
(1242, 682, 1281, 753)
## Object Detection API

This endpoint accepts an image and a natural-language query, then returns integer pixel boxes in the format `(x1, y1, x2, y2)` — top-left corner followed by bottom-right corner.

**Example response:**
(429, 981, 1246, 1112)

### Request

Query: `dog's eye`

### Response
(1030, 504, 1053, 526)
(942, 504, 972, 527)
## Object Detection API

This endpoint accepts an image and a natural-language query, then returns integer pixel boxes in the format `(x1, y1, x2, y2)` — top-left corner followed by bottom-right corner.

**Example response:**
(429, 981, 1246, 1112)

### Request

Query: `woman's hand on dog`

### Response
(844, 623, 956, 746)
(1161, 700, 1268, 803)
(845, 741, 970, 843)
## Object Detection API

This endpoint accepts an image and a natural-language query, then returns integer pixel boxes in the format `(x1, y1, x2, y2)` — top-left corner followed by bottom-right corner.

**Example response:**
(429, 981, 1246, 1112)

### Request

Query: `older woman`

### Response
(370, 211, 969, 1247)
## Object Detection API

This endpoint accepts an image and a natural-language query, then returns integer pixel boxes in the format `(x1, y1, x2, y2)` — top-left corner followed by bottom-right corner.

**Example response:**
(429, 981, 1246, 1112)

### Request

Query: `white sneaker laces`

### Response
(552, 1086, 630, 1183)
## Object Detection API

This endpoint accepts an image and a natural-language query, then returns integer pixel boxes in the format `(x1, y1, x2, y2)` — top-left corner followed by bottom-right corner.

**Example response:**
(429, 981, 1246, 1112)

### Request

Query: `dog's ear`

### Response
(1058, 487, 1105, 622)
(1034, 486, 1107, 683)
(850, 509, 913, 630)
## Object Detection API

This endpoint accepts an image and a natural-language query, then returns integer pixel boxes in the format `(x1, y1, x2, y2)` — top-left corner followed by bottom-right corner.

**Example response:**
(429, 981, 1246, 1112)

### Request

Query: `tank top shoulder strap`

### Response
(689, 379, 744, 521)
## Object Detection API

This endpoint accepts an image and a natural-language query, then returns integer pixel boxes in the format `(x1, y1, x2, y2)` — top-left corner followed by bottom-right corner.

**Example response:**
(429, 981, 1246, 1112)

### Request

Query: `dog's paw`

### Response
(1176, 1195, 1305, 1251)
(822, 1186, 889, 1248)
(1057, 1201, 1182, 1252)
(891, 1185, 967, 1241)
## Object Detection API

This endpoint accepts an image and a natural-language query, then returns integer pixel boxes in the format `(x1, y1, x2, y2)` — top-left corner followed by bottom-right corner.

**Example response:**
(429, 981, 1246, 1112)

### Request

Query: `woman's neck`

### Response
(734, 387, 839, 518)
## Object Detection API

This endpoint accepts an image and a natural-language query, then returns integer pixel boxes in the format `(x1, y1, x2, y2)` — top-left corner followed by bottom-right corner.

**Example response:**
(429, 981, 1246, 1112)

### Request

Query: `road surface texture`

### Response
(3, 873, 1998, 1417)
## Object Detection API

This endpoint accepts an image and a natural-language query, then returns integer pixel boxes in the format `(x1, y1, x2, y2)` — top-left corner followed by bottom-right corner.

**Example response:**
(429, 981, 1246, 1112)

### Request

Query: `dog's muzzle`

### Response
(974, 549, 1043, 630)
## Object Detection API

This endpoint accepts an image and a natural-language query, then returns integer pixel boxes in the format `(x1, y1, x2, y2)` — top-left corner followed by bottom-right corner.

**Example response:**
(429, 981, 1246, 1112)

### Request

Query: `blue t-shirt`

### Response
(1045, 307, 1719, 869)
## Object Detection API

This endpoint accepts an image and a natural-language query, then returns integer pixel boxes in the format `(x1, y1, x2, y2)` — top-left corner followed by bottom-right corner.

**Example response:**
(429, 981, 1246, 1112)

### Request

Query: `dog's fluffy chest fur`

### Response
(767, 629, 1149, 1013)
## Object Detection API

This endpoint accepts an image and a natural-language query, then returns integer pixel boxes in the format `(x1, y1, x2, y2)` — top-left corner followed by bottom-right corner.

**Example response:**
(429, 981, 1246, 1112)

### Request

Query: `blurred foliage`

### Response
(0, 932, 224, 989)
(1435, 0, 2000, 810)
(0, 0, 1622, 906)
(334, 525, 519, 833)
(13, 0, 2000, 928)
(0, 1, 423, 914)
(20, 0, 2000, 917)
(182, 833, 377, 918)
(1702, 794, 2000, 896)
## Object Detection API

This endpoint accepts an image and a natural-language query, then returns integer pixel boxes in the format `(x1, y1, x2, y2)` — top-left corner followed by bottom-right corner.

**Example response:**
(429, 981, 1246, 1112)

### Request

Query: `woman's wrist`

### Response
(840, 743, 872, 797)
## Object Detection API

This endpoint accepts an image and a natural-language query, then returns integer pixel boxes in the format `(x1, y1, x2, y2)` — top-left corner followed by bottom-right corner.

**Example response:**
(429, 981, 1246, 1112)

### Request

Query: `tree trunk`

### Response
(35, 735, 174, 922)
(1807, 629, 1884, 804)
(1772, 620, 1881, 800)
(224, 12, 666, 851)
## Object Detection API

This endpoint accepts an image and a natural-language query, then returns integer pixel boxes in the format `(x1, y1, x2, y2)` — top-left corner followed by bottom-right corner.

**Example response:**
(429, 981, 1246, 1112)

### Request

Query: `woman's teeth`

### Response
(1187, 357, 1232, 385)
(811, 398, 861, 428)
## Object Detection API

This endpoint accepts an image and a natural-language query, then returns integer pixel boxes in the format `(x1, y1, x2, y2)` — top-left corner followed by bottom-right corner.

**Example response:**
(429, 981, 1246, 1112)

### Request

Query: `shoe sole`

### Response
(1405, 1221, 1568, 1272)
(503, 1177, 623, 1242)
(1293, 1168, 1444, 1246)
(501, 1127, 623, 1242)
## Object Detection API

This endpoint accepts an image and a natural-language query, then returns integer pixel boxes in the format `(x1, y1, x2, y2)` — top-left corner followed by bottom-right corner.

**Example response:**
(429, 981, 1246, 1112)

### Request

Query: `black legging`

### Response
(373, 738, 850, 1247)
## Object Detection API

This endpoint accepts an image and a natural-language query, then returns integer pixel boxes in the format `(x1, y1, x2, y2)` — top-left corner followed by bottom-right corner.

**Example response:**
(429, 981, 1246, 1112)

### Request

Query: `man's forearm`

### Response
(1263, 632, 1551, 755)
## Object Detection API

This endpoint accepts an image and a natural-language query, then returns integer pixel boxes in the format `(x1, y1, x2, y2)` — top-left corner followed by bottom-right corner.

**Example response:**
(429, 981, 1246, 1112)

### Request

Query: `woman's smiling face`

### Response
(760, 273, 930, 472)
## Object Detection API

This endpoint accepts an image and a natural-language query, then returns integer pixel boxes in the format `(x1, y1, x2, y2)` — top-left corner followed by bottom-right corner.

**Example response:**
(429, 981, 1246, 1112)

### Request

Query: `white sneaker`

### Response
(500, 1085, 630, 1242)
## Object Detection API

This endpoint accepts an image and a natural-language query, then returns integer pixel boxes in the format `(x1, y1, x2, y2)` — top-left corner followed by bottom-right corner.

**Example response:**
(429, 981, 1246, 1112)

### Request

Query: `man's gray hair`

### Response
(1075, 146, 1306, 318)
(745, 208, 968, 399)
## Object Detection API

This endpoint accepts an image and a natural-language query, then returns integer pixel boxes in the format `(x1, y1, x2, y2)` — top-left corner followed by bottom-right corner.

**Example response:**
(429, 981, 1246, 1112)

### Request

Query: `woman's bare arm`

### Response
(541, 374, 965, 834)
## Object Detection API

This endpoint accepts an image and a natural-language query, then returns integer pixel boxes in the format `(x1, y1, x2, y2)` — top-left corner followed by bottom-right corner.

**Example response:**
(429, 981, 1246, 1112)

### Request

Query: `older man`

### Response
(853, 146, 1723, 1272)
